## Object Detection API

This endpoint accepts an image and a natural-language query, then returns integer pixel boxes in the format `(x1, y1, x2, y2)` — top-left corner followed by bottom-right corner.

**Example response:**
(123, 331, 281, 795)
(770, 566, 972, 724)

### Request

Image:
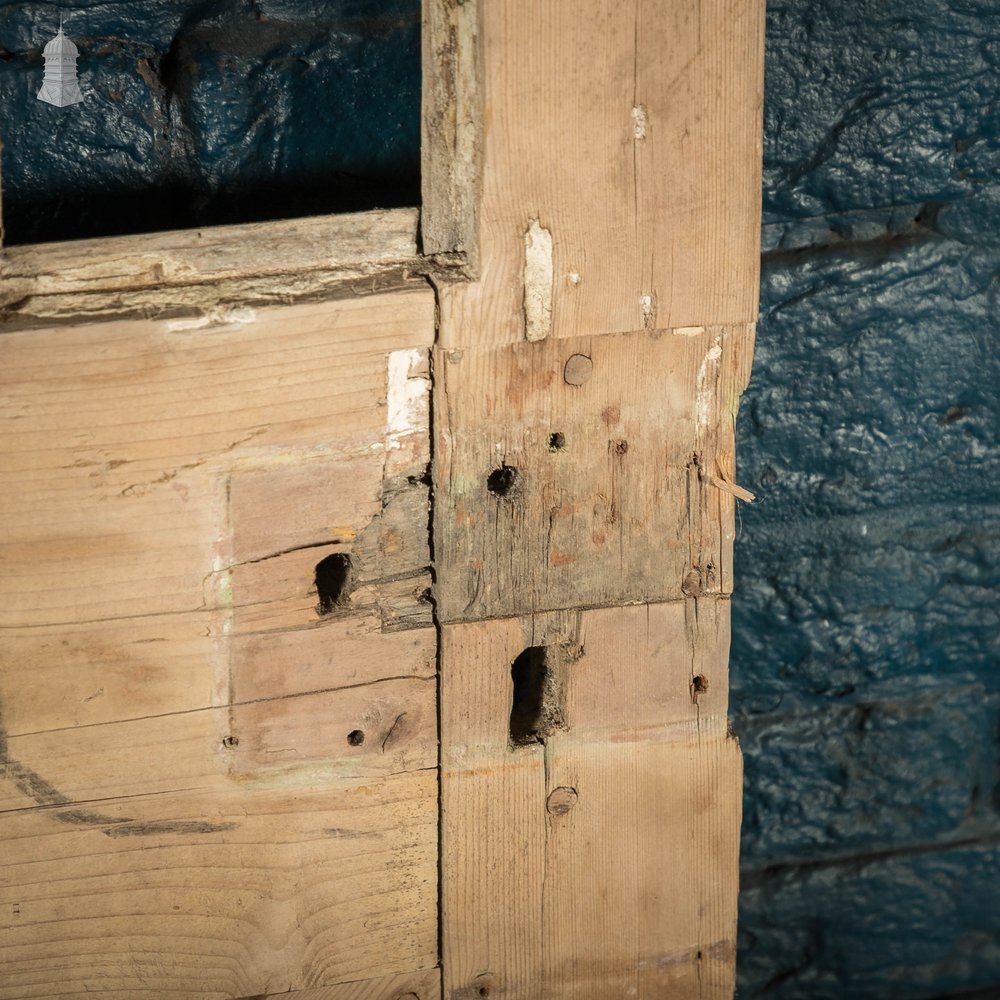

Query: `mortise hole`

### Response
(315, 553, 353, 615)
(510, 646, 547, 745)
(509, 645, 564, 746)
(548, 432, 566, 451)
(692, 675, 708, 695)
(487, 464, 518, 498)
(347, 730, 365, 747)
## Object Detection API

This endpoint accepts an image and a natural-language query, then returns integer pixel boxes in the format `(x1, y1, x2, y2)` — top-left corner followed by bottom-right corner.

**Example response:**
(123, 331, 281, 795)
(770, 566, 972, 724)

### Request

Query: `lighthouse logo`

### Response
(37, 20, 84, 107)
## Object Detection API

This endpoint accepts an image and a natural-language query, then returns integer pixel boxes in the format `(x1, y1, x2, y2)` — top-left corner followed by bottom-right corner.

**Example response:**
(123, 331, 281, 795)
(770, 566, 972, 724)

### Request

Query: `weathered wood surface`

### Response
(436, 0, 765, 348)
(0, 1, 764, 996)
(0, 0, 483, 330)
(1, 780, 438, 1000)
(421, 0, 482, 262)
(242, 969, 441, 1000)
(0, 209, 432, 330)
(433, 2, 763, 997)
(440, 603, 742, 999)
(433, 323, 755, 623)
(0, 290, 440, 997)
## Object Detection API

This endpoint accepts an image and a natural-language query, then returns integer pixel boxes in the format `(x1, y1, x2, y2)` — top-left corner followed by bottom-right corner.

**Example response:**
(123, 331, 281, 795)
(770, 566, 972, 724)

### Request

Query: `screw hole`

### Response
(315, 553, 353, 615)
(548, 432, 566, 451)
(487, 464, 518, 498)
(347, 730, 365, 746)
(221, 735, 239, 748)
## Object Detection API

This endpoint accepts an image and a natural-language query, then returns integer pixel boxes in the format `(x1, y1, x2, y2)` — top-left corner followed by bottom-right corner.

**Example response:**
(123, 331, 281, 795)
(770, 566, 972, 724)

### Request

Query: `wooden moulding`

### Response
(0, 209, 429, 331)
(0, 0, 483, 330)
(421, 0, 483, 263)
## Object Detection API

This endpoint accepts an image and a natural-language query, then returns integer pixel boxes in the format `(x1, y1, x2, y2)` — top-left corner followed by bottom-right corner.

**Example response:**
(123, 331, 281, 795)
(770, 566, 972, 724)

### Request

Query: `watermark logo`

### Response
(37, 18, 83, 107)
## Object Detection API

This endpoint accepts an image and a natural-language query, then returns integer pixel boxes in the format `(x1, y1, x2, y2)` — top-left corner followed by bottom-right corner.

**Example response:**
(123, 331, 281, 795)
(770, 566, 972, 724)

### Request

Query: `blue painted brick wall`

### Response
(0, 1, 420, 244)
(733, 1, 1000, 996)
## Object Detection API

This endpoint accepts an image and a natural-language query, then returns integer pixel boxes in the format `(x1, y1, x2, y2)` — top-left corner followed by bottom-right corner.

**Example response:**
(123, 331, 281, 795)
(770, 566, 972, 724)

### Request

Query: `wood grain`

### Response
(0, 778, 438, 999)
(433, 324, 755, 622)
(0, 209, 437, 330)
(0, 3, 764, 995)
(0, 1, 483, 329)
(434, 4, 761, 994)
(250, 968, 440, 1000)
(0, 289, 440, 996)
(421, 0, 483, 262)
(436, 0, 765, 348)
(0, 290, 432, 631)
(440, 602, 741, 999)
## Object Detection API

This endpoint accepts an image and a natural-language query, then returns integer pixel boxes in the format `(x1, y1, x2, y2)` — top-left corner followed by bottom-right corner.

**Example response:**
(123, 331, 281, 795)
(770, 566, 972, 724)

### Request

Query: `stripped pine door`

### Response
(0, 2, 763, 997)
(0, 294, 441, 998)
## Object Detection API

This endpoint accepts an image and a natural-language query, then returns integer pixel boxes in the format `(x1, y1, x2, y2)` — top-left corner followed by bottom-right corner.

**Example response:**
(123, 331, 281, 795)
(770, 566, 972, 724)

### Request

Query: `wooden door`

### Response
(0, 3, 763, 997)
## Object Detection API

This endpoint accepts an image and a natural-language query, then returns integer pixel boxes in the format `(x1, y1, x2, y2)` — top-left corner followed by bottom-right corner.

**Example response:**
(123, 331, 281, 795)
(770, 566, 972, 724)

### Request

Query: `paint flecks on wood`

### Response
(523, 218, 554, 342)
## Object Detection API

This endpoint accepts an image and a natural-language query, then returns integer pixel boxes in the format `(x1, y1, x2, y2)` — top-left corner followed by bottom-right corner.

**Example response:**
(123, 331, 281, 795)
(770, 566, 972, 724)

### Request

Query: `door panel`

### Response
(0, 289, 439, 998)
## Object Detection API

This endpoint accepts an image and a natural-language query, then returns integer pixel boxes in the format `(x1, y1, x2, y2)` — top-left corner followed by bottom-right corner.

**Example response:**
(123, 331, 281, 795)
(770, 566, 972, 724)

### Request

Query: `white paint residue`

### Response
(165, 316, 211, 332)
(166, 306, 257, 332)
(696, 341, 724, 429)
(387, 348, 428, 446)
(673, 325, 706, 337)
(640, 293, 657, 329)
(523, 218, 554, 342)
(568, 271, 582, 285)
(224, 306, 257, 325)
(632, 105, 648, 140)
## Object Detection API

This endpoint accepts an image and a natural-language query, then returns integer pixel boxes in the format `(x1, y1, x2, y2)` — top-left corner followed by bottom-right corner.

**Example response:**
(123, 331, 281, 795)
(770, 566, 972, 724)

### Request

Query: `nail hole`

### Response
(221, 735, 239, 748)
(692, 675, 708, 695)
(479, 989, 489, 998)
(315, 553, 352, 615)
(347, 730, 365, 746)
(548, 432, 566, 451)
(487, 464, 518, 498)
(611, 439, 629, 455)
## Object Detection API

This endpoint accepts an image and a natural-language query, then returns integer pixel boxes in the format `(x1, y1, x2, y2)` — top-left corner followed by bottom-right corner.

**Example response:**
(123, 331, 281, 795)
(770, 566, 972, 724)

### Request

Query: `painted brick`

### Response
(763, 0, 1000, 236)
(0, 1, 420, 244)
(738, 843, 1000, 1000)
(738, 689, 998, 867)
(736, 0, 1000, 995)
